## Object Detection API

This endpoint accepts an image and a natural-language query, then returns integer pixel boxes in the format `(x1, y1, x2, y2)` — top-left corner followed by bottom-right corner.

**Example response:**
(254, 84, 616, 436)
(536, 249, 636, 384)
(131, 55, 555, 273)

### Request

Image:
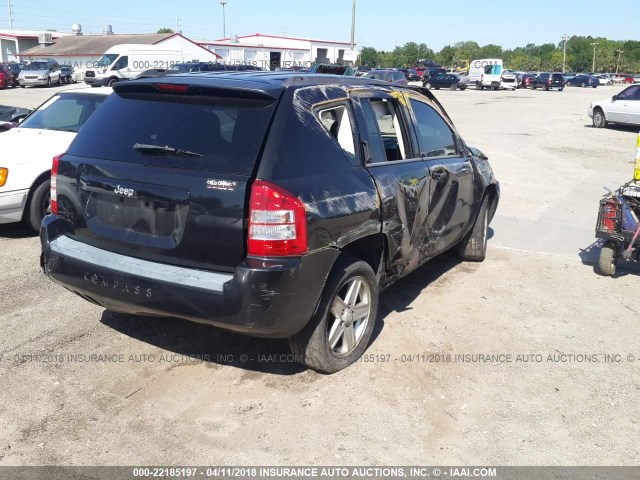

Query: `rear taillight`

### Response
(50, 154, 62, 215)
(601, 200, 618, 233)
(248, 180, 307, 257)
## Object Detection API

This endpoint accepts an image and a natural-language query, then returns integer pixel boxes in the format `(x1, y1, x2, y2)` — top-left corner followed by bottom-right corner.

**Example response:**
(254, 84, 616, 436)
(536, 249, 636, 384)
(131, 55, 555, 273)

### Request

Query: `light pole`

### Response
(561, 34, 569, 73)
(350, 0, 356, 51)
(219, 0, 227, 39)
(591, 42, 599, 73)
(616, 50, 624, 74)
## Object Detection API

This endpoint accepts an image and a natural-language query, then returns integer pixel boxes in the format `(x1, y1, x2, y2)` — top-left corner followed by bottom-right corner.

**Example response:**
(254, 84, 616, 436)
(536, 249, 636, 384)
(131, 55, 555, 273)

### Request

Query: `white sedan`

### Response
(0, 88, 111, 231)
(589, 85, 640, 128)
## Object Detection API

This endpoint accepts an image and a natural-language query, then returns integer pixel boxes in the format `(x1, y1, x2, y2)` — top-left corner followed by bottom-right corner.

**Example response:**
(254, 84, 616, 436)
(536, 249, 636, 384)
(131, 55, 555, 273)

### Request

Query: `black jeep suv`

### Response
(531, 72, 565, 91)
(40, 72, 499, 373)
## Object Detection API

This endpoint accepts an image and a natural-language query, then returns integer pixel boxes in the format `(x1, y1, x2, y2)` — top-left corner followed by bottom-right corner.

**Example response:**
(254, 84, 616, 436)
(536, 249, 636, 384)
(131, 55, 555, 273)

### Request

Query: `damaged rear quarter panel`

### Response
(258, 86, 381, 254)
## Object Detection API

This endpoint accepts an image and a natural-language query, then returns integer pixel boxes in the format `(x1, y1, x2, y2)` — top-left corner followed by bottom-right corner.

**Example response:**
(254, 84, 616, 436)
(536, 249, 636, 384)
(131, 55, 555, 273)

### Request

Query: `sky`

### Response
(2, 0, 638, 51)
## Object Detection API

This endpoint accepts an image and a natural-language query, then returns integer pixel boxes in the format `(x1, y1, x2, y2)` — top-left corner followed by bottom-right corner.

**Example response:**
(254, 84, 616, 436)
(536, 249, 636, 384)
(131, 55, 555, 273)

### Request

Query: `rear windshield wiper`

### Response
(133, 143, 203, 158)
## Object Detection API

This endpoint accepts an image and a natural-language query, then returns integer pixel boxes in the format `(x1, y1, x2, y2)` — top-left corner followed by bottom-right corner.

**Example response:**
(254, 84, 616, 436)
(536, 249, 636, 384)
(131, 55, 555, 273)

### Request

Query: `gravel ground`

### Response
(1, 83, 639, 466)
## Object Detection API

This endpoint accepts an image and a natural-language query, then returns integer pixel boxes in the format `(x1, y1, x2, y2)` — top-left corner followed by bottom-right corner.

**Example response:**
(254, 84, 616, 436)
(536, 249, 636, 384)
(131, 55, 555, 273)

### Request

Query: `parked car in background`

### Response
(0, 88, 110, 231)
(0, 69, 6, 89)
(517, 73, 536, 89)
(423, 73, 467, 90)
(566, 74, 599, 88)
(500, 70, 518, 90)
(421, 67, 447, 82)
(355, 65, 372, 77)
(39, 72, 499, 373)
(399, 68, 420, 82)
(596, 75, 613, 86)
(364, 69, 408, 85)
(59, 65, 77, 84)
(1, 63, 20, 87)
(18, 59, 61, 88)
(531, 72, 565, 91)
(0, 105, 32, 132)
(589, 84, 640, 128)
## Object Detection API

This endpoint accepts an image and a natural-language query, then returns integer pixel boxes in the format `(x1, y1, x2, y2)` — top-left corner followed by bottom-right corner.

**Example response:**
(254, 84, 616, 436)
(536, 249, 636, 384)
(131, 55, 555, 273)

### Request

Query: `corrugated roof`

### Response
(19, 33, 174, 57)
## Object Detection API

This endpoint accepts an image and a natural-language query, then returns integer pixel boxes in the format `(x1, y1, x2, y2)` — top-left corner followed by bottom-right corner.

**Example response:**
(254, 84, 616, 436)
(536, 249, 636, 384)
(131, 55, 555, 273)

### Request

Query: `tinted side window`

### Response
(410, 99, 457, 158)
(619, 86, 639, 99)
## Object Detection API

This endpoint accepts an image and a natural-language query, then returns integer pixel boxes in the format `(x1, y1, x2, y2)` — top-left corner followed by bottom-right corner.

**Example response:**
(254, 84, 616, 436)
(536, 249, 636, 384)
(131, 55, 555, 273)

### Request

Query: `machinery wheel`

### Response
(597, 242, 617, 276)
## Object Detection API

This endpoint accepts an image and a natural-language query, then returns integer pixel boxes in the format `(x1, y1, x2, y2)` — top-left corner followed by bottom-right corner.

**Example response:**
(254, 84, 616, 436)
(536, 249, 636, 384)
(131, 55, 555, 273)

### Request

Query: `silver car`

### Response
(18, 59, 61, 88)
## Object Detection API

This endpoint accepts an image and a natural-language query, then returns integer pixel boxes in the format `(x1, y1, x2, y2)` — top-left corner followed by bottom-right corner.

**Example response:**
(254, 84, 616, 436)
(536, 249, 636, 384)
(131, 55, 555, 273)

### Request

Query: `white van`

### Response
(84, 44, 183, 87)
(469, 58, 504, 90)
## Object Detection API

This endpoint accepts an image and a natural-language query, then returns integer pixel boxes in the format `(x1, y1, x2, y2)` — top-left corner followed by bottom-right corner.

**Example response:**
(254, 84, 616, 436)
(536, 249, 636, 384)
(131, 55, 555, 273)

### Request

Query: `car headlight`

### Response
(39, 74, 47, 79)
(0, 168, 8, 187)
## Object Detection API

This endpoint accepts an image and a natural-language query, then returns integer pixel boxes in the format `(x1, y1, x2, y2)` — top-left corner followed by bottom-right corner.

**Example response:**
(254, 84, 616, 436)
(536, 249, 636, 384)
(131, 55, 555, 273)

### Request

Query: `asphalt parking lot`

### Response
(1, 83, 639, 465)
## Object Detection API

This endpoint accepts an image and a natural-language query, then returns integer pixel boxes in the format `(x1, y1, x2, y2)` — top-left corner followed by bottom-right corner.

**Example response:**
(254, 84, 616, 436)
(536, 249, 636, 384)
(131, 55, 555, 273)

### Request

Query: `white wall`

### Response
(157, 35, 220, 63)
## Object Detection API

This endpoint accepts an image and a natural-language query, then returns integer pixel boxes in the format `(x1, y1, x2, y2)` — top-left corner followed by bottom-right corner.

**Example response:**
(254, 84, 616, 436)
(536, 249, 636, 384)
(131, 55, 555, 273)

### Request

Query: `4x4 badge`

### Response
(207, 179, 237, 191)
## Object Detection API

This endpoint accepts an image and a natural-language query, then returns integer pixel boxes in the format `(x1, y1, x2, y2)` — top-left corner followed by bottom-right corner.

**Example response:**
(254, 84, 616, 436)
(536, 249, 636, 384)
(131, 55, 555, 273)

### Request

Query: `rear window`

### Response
(66, 92, 276, 176)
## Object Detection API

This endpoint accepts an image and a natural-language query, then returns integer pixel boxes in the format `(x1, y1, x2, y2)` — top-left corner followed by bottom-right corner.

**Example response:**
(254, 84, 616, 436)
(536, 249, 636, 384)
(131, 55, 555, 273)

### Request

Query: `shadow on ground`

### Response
(0, 222, 35, 239)
(101, 253, 463, 375)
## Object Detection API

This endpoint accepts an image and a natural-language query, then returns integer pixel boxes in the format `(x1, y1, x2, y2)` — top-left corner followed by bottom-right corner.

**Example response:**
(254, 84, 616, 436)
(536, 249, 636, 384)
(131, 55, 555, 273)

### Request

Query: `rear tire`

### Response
(107, 78, 118, 87)
(457, 196, 489, 262)
(425, 82, 431, 89)
(597, 242, 617, 276)
(581, 82, 586, 87)
(449, 83, 457, 90)
(289, 257, 379, 374)
(25, 179, 51, 232)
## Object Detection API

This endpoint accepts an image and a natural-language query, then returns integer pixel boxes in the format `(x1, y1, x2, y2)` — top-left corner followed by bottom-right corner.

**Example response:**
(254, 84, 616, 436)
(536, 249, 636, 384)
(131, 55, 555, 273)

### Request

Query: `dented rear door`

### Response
(352, 92, 432, 277)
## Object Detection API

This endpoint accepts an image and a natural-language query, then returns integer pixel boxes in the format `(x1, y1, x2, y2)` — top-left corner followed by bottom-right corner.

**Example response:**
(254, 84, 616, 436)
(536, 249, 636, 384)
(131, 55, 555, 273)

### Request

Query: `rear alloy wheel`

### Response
(592, 107, 607, 128)
(425, 82, 431, 89)
(458, 196, 490, 262)
(449, 83, 457, 90)
(289, 257, 378, 373)
(597, 242, 617, 276)
(581, 82, 586, 88)
(25, 179, 51, 232)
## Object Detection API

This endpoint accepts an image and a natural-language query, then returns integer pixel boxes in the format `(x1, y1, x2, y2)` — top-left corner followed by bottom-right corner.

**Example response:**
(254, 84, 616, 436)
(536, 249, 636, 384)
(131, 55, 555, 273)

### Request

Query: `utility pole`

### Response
(219, 0, 227, 39)
(591, 42, 599, 73)
(176, 14, 181, 34)
(8, 0, 13, 29)
(561, 34, 569, 73)
(350, 0, 356, 51)
(616, 50, 624, 74)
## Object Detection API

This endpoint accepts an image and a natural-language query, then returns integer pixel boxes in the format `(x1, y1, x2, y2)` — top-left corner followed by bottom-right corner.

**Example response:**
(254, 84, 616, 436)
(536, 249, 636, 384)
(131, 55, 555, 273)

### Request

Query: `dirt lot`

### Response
(1, 84, 639, 466)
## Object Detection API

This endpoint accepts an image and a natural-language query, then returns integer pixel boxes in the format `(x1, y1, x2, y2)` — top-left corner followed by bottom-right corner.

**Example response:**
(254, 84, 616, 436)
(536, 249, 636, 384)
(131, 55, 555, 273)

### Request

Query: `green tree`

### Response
(157, 28, 174, 34)
(359, 47, 379, 67)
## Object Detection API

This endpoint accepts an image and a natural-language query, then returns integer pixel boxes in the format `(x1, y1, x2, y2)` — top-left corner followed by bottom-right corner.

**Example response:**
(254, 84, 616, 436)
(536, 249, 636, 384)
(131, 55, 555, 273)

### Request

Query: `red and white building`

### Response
(198, 33, 358, 69)
(0, 30, 73, 62)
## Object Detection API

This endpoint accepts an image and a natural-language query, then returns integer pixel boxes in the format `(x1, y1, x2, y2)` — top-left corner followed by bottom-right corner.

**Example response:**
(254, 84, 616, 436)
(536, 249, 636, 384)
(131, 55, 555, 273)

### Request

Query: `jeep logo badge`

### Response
(114, 185, 135, 197)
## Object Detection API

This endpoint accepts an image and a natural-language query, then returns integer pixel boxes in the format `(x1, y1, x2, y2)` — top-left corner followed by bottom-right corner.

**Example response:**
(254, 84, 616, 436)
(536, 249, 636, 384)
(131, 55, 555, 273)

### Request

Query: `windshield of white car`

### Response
(24, 62, 48, 71)
(19, 93, 107, 133)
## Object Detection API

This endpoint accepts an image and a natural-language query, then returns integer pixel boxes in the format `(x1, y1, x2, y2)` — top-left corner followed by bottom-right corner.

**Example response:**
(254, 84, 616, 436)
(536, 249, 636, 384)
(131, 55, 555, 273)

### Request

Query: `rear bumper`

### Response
(40, 216, 339, 338)
(0, 188, 28, 224)
(84, 76, 109, 86)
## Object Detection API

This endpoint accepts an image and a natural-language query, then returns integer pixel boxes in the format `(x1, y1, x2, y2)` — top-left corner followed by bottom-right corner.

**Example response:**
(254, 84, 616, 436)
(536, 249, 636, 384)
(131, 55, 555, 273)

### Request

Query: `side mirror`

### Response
(612, 95, 617, 101)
